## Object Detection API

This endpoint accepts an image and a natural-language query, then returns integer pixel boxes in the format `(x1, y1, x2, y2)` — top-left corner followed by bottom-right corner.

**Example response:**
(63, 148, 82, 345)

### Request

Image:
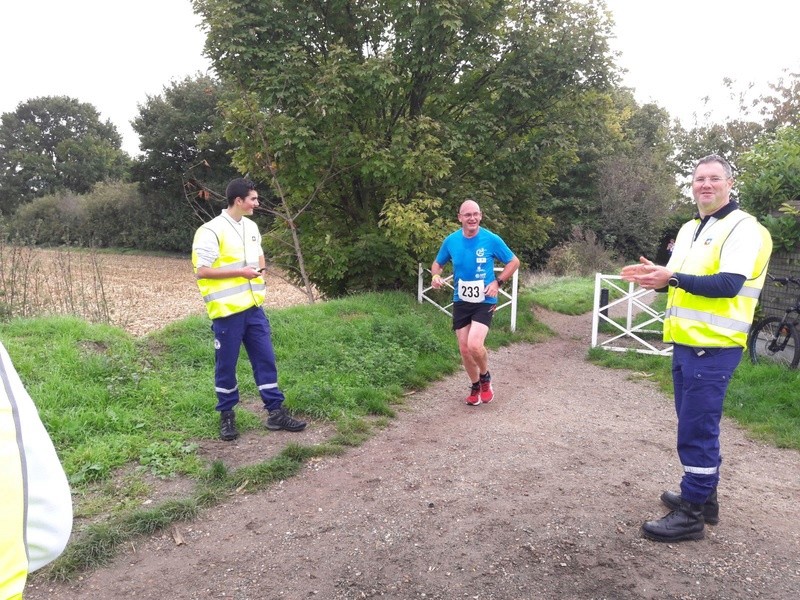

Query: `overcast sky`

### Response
(1, 1, 798, 156)
(605, 0, 800, 125)
(0, 0, 209, 155)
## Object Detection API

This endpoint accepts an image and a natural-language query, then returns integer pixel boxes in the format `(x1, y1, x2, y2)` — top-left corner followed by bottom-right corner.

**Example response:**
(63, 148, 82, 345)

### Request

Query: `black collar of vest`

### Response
(694, 200, 738, 221)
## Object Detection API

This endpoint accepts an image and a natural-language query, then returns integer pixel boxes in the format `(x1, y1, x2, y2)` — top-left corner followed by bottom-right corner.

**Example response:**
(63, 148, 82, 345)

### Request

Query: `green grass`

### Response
(528, 275, 636, 318)
(587, 304, 800, 452)
(590, 347, 800, 450)
(4, 289, 549, 579)
(529, 276, 597, 314)
(596, 291, 668, 335)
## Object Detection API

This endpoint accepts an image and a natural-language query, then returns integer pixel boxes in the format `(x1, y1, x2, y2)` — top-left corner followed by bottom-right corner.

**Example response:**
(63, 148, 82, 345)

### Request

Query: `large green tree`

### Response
(671, 119, 762, 181)
(544, 90, 679, 261)
(131, 74, 239, 204)
(0, 96, 128, 214)
(671, 73, 800, 180)
(193, 0, 619, 295)
(594, 101, 679, 259)
(130, 75, 242, 250)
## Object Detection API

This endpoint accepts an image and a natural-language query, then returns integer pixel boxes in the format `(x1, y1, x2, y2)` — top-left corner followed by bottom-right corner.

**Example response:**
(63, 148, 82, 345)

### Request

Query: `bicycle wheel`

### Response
(748, 317, 800, 368)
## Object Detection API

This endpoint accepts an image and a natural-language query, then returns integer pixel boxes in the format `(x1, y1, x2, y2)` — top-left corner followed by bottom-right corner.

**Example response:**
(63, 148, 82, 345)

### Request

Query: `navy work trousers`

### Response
(671, 344, 742, 505)
(211, 305, 285, 412)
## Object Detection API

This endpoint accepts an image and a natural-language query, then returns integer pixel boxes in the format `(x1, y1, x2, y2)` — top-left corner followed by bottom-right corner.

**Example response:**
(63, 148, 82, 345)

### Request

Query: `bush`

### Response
(738, 127, 800, 252)
(544, 227, 619, 276)
(8, 192, 83, 245)
(5, 181, 200, 253)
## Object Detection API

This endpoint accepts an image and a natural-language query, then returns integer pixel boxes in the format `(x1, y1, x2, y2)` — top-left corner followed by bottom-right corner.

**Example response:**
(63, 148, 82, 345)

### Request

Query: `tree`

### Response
(594, 144, 676, 259)
(758, 70, 800, 131)
(0, 96, 128, 214)
(193, 0, 619, 295)
(543, 91, 680, 262)
(594, 101, 679, 259)
(738, 126, 800, 252)
(131, 74, 239, 201)
(671, 119, 762, 181)
(670, 73, 800, 181)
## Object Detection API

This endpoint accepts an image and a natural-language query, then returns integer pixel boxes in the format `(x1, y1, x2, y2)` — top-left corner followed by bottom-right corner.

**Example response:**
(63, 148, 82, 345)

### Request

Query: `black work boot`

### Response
(219, 410, 239, 441)
(661, 489, 719, 525)
(641, 500, 705, 542)
(266, 407, 307, 432)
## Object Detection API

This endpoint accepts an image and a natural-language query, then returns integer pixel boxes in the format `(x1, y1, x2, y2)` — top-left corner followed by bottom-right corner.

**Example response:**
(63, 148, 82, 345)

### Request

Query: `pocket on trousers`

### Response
(684, 367, 731, 414)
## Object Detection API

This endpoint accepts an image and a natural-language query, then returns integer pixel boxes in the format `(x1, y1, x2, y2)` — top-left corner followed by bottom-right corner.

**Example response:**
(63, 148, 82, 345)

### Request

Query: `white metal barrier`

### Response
(417, 264, 519, 332)
(591, 273, 672, 356)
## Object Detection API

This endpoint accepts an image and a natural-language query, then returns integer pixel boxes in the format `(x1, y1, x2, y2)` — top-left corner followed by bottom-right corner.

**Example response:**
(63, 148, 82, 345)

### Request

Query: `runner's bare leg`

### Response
(456, 322, 490, 382)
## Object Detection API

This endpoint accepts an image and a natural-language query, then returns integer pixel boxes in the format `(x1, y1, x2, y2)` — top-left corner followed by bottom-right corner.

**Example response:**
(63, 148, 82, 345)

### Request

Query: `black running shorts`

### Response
(452, 301, 495, 330)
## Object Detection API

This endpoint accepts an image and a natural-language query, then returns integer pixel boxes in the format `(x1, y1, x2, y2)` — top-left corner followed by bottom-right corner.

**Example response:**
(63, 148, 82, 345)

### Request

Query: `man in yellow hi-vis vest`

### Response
(192, 178, 306, 441)
(1, 342, 72, 599)
(621, 154, 772, 543)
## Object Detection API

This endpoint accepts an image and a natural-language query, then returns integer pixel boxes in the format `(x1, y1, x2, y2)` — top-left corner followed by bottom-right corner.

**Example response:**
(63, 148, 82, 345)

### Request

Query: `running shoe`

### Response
(466, 382, 481, 405)
(479, 372, 494, 403)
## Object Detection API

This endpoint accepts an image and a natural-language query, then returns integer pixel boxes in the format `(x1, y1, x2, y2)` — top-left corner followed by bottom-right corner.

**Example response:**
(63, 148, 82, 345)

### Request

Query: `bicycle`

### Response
(747, 274, 800, 368)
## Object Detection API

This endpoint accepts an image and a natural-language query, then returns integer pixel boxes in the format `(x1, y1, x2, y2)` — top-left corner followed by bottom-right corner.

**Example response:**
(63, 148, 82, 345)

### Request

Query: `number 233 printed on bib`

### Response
(458, 279, 485, 303)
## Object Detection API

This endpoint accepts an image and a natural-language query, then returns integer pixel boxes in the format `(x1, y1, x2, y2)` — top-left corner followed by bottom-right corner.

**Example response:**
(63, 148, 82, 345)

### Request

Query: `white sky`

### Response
(1, 1, 798, 156)
(0, 0, 209, 155)
(605, 0, 800, 125)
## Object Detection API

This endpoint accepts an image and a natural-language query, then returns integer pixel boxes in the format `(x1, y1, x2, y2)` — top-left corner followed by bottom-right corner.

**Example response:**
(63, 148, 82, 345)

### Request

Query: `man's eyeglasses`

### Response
(693, 176, 729, 184)
(459, 212, 481, 218)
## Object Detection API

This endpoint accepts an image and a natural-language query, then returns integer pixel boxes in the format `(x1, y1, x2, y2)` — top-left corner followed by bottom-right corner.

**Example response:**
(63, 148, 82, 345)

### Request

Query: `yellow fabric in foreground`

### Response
(0, 392, 29, 600)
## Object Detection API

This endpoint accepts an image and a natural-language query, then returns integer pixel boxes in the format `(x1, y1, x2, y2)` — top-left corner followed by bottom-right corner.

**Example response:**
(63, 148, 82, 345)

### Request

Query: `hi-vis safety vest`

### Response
(192, 215, 266, 320)
(0, 388, 26, 600)
(664, 210, 772, 348)
(1, 343, 72, 599)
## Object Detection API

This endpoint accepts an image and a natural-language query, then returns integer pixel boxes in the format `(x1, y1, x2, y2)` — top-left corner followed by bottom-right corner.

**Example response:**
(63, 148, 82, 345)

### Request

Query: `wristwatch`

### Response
(668, 274, 680, 288)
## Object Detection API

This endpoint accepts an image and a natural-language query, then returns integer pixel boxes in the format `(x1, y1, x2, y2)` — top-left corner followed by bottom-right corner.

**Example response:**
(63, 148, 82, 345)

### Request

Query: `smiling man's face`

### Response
(692, 162, 732, 217)
(458, 201, 482, 237)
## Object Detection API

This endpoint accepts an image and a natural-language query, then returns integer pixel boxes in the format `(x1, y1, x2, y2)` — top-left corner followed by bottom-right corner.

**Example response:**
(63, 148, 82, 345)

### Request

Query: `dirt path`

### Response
(26, 308, 800, 600)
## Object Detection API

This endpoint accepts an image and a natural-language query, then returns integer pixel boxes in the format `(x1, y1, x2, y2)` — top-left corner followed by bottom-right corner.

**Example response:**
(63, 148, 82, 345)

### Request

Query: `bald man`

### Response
(431, 200, 520, 405)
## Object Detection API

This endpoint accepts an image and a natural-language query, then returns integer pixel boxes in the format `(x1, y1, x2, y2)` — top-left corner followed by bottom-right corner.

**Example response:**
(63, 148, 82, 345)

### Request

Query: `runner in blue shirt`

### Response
(431, 200, 520, 405)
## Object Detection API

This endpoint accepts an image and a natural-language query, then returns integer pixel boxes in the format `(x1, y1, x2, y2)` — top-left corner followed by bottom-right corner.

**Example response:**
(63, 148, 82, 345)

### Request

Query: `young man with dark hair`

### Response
(192, 178, 306, 440)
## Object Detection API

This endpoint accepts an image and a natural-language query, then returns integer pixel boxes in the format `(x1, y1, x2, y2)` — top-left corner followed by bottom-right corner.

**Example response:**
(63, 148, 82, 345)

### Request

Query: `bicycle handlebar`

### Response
(767, 273, 800, 287)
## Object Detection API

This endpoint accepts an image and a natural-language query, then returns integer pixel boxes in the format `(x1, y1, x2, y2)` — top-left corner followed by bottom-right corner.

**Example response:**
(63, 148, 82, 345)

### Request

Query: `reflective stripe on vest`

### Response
(664, 211, 772, 348)
(665, 306, 752, 334)
(204, 282, 262, 303)
(192, 215, 266, 319)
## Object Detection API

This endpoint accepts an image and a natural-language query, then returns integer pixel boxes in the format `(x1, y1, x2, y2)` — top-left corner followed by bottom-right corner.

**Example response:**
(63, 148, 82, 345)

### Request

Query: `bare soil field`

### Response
(7, 249, 310, 336)
(97, 253, 310, 336)
(22, 256, 800, 600)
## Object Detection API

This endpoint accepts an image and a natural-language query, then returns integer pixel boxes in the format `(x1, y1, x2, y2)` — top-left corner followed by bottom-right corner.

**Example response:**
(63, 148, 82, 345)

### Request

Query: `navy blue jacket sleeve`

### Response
(677, 272, 747, 298)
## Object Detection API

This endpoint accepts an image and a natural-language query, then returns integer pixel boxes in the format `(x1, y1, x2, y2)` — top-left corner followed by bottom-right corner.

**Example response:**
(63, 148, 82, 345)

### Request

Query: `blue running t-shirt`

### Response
(435, 228, 515, 305)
